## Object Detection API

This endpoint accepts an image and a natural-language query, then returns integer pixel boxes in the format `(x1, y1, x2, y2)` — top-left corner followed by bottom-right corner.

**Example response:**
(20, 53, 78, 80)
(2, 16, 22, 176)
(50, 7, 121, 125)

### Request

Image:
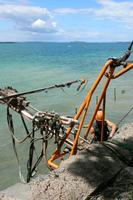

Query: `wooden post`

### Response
(96, 96, 98, 104)
(114, 88, 116, 102)
(101, 93, 106, 142)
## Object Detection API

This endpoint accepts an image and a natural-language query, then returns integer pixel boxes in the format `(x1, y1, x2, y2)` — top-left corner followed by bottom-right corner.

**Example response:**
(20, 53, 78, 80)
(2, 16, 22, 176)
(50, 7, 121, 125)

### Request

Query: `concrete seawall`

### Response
(0, 123, 133, 200)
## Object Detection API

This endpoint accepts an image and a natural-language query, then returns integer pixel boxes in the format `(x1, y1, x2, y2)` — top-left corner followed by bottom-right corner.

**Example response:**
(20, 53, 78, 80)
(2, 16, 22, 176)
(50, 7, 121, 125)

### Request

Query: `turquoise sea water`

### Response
(0, 42, 133, 190)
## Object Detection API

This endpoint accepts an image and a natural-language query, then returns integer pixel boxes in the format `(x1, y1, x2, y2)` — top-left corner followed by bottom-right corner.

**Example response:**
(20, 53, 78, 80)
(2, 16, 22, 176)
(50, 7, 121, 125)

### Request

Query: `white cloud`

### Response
(95, 0, 133, 27)
(53, 0, 133, 28)
(51, 22, 57, 28)
(0, 0, 133, 41)
(31, 18, 58, 33)
(0, 0, 28, 5)
(0, 4, 59, 33)
(53, 8, 93, 15)
(32, 19, 46, 29)
(52, 0, 133, 42)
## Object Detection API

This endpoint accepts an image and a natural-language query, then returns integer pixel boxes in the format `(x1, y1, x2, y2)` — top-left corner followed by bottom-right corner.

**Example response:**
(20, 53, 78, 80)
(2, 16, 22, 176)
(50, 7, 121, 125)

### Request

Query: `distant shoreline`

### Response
(0, 41, 131, 44)
(0, 42, 16, 44)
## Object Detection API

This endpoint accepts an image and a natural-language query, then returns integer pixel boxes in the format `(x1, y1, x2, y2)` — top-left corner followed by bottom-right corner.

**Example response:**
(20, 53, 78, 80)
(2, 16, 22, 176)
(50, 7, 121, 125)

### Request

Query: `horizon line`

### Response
(0, 41, 131, 44)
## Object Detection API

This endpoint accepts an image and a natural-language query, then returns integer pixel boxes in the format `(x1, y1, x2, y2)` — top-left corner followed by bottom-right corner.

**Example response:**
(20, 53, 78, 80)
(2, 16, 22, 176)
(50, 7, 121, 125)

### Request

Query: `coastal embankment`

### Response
(0, 123, 133, 200)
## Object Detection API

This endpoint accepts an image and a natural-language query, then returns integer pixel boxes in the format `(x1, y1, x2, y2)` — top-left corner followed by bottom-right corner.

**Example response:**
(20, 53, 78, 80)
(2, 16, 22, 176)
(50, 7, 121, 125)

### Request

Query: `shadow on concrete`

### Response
(66, 136, 133, 200)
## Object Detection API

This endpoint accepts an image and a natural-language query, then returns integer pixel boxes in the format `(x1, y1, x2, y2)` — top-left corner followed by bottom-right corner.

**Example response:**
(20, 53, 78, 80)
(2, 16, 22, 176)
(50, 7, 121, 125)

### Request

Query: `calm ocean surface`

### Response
(0, 42, 133, 190)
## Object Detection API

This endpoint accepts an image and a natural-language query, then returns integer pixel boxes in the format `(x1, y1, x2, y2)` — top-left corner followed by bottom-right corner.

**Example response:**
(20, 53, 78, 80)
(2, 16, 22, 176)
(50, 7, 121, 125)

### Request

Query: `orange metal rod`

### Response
(48, 126, 74, 161)
(84, 66, 115, 140)
(70, 99, 90, 156)
(69, 60, 113, 149)
(47, 151, 66, 169)
(70, 61, 114, 155)
(72, 59, 113, 122)
(48, 160, 58, 169)
(113, 63, 133, 79)
(48, 60, 133, 165)
(48, 59, 113, 165)
(47, 98, 91, 164)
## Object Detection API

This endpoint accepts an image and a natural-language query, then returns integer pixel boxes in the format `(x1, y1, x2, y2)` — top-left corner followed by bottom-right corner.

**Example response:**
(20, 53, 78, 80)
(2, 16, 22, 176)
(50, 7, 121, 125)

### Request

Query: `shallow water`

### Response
(0, 42, 132, 190)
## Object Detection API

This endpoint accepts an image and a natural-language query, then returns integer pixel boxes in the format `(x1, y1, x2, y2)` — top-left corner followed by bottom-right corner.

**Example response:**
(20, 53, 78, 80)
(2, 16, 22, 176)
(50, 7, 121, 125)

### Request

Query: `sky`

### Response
(0, 0, 133, 42)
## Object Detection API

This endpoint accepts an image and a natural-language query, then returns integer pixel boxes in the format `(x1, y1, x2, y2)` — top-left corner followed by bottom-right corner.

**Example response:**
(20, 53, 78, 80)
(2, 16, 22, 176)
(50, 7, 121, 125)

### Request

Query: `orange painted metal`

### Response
(83, 66, 115, 141)
(70, 99, 90, 156)
(47, 151, 66, 169)
(113, 63, 133, 79)
(48, 59, 113, 168)
(47, 59, 133, 169)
